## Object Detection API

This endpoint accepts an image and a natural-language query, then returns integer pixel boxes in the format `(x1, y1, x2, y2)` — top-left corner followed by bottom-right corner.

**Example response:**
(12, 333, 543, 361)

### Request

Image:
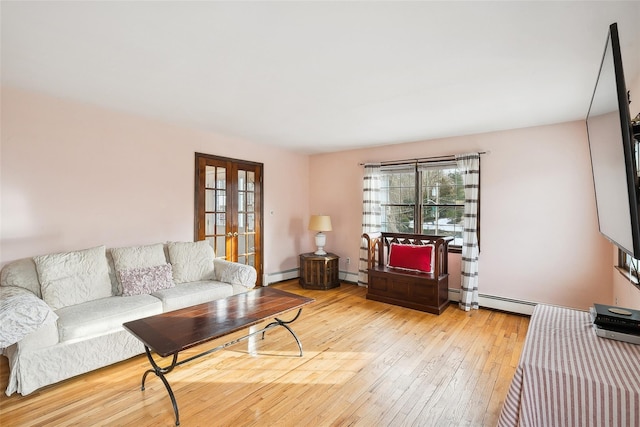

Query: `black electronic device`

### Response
(593, 303, 640, 334)
(592, 322, 640, 345)
(586, 23, 640, 258)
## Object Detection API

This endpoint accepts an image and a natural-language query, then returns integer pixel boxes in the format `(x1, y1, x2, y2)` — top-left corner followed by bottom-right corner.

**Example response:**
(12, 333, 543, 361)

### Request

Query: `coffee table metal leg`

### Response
(262, 308, 304, 356)
(141, 346, 181, 426)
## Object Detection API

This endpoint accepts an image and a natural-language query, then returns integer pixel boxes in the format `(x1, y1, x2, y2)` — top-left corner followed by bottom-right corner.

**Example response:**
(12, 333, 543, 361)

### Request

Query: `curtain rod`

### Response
(359, 151, 488, 167)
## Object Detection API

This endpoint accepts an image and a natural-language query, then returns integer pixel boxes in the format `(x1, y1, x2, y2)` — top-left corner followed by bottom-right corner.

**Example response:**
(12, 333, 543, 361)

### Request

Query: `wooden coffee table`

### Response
(123, 287, 314, 426)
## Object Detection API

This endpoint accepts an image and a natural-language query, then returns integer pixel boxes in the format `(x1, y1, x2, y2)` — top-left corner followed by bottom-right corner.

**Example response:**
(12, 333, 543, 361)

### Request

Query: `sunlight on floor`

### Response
(161, 350, 377, 386)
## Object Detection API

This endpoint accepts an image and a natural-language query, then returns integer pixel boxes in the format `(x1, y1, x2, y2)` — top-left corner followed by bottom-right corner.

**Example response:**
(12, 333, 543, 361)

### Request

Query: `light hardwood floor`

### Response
(0, 280, 529, 427)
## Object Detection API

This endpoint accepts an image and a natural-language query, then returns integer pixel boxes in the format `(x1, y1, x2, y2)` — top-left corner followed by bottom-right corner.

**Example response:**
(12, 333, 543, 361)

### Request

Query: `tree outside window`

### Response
(379, 162, 466, 248)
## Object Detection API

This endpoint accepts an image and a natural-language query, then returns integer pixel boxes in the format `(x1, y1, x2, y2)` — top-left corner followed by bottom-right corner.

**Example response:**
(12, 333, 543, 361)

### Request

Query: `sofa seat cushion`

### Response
(56, 295, 163, 342)
(152, 281, 233, 312)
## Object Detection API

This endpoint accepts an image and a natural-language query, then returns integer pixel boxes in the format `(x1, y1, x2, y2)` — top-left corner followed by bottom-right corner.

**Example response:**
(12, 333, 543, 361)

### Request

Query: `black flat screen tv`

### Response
(586, 23, 640, 258)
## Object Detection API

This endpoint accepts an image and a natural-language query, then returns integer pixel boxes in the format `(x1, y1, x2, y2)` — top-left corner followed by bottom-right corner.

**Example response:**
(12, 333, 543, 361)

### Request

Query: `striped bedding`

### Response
(498, 304, 640, 427)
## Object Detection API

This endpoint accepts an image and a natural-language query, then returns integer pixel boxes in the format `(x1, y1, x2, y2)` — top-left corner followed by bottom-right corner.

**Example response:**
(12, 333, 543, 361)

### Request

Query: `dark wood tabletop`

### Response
(123, 287, 314, 357)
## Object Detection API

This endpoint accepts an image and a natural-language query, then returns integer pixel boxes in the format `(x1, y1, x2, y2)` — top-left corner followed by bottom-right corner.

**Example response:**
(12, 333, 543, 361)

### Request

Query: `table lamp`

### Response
(309, 215, 332, 255)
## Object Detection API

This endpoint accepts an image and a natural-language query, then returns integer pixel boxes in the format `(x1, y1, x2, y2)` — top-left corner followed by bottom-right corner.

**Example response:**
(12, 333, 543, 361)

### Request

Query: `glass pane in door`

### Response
(238, 235, 246, 255)
(204, 165, 227, 258)
(236, 169, 256, 267)
(205, 213, 215, 234)
(247, 213, 255, 233)
(248, 234, 255, 253)
(205, 189, 215, 211)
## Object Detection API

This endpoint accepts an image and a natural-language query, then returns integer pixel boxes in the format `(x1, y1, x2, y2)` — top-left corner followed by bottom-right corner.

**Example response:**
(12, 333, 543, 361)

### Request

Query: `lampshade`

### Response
(309, 215, 332, 232)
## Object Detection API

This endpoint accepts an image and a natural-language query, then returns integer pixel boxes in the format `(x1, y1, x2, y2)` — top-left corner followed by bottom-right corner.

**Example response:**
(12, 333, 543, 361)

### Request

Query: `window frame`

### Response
(378, 160, 478, 253)
(618, 248, 640, 286)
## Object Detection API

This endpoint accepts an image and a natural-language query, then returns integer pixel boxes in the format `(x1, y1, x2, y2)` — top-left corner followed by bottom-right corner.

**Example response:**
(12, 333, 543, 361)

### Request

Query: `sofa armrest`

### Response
(213, 259, 257, 289)
(0, 286, 58, 350)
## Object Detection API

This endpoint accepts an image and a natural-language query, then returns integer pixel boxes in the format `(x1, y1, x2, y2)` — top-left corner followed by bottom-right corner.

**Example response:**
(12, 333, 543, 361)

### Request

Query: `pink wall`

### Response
(0, 85, 632, 310)
(309, 121, 613, 310)
(0, 87, 312, 276)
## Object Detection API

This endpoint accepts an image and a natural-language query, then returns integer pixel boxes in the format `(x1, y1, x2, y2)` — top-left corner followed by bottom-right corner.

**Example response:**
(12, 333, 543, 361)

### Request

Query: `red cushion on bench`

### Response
(388, 243, 434, 273)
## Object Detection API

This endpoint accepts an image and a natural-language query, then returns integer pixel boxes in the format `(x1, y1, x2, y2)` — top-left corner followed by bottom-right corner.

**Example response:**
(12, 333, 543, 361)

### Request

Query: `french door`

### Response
(195, 153, 263, 286)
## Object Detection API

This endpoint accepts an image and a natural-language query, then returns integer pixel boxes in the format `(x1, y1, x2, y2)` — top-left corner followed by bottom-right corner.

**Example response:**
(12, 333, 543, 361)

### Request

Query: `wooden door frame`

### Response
(194, 152, 264, 286)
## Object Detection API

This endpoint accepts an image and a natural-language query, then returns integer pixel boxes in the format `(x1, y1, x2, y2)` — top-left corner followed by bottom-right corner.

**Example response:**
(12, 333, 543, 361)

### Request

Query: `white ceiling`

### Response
(2, 1, 639, 154)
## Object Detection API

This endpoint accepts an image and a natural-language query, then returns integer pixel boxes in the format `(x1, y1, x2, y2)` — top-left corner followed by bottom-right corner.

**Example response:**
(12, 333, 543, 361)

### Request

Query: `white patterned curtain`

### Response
(456, 153, 480, 311)
(358, 164, 382, 286)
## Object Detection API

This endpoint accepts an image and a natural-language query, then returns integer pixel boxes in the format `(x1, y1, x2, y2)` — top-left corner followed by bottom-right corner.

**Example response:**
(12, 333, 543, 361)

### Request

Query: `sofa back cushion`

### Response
(110, 243, 167, 295)
(0, 258, 42, 298)
(167, 241, 216, 284)
(33, 245, 112, 310)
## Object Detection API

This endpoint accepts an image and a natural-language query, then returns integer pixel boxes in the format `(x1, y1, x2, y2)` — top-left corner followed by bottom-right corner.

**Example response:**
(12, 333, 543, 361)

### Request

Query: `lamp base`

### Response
(314, 232, 327, 256)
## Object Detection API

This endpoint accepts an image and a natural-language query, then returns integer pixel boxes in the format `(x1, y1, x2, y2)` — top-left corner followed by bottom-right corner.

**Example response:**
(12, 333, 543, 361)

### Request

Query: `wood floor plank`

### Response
(0, 280, 529, 426)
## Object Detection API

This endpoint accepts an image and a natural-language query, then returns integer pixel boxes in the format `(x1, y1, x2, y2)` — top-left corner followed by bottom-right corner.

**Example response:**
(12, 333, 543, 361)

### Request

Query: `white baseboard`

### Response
(341, 271, 358, 283)
(263, 270, 534, 315)
(448, 288, 535, 315)
(264, 269, 358, 286)
(263, 268, 299, 286)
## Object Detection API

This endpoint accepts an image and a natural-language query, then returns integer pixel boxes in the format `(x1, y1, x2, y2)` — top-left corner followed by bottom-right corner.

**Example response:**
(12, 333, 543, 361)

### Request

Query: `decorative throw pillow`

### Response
(387, 243, 434, 273)
(33, 245, 112, 310)
(167, 241, 215, 284)
(118, 264, 175, 296)
(110, 243, 167, 294)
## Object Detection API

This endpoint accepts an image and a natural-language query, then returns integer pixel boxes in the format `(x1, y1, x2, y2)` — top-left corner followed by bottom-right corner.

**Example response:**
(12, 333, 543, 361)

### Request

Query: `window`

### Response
(619, 249, 640, 284)
(379, 161, 470, 249)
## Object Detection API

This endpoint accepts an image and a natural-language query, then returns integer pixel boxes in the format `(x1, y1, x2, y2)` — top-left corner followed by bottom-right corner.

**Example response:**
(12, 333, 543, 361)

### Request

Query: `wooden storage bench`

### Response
(362, 232, 453, 315)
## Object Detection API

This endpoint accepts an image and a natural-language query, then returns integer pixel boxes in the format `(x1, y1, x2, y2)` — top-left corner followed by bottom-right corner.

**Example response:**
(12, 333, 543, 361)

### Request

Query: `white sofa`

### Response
(0, 241, 257, 396)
